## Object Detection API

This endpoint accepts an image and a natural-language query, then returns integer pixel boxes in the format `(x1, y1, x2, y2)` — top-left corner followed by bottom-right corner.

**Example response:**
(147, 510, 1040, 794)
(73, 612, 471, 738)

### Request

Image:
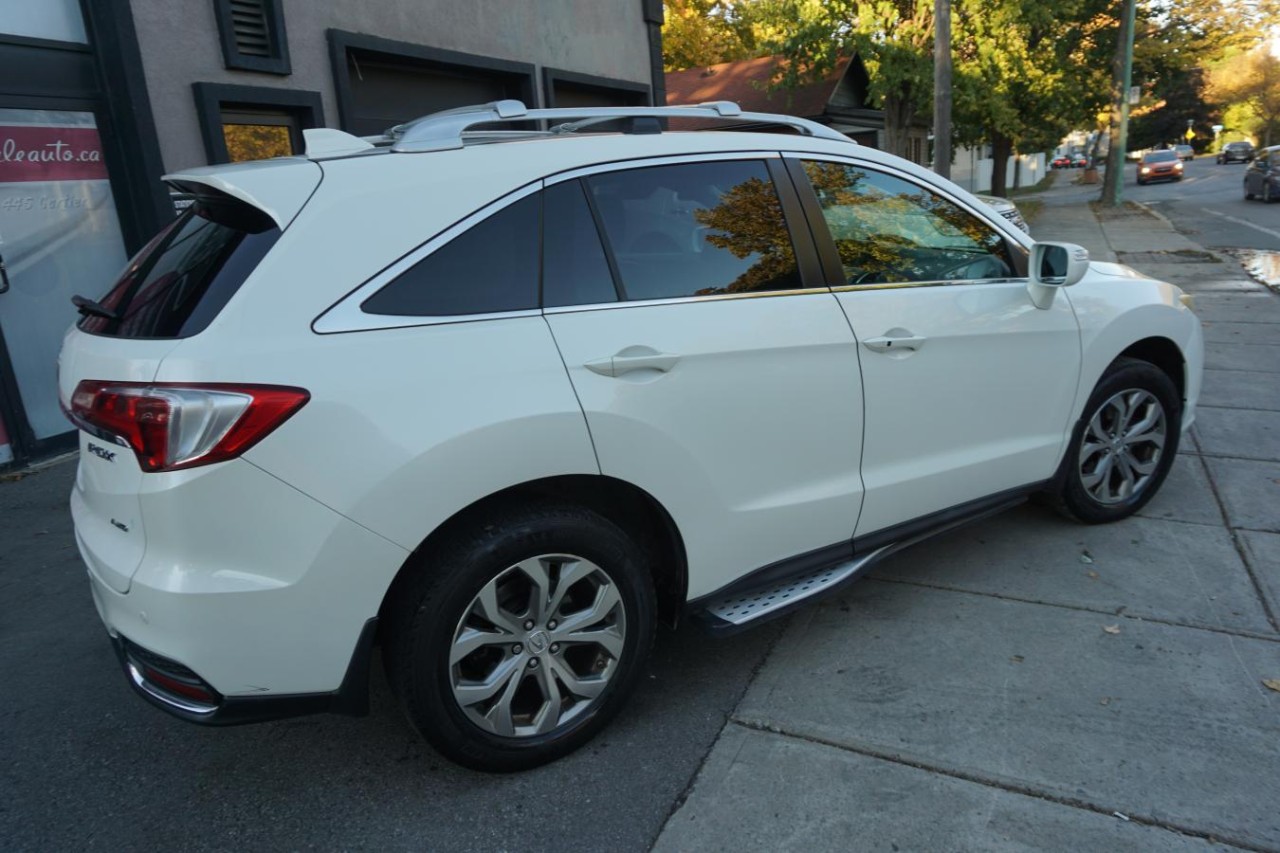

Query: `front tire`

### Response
(383, 501, 656, 771)
(1051, 358, 1181, 524)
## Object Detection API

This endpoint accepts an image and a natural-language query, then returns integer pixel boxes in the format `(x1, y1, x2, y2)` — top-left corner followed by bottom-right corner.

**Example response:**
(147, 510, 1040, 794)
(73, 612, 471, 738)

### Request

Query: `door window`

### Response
(801, 160, 1014, 286)
(584, 160, 805, 300)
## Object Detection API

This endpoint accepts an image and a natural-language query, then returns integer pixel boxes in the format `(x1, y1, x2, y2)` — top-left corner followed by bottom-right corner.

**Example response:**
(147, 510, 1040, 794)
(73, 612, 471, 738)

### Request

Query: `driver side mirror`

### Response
(1028, 242, 1089, 309)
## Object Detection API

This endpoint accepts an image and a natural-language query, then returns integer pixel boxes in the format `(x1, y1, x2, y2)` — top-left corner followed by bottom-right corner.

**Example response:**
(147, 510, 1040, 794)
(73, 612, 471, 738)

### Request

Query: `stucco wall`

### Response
(130, 0, 653, 171)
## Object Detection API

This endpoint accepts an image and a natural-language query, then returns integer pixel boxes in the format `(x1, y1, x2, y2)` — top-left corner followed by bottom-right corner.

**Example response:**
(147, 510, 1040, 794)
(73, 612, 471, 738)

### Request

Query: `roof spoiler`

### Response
(162, 158, 322, 230)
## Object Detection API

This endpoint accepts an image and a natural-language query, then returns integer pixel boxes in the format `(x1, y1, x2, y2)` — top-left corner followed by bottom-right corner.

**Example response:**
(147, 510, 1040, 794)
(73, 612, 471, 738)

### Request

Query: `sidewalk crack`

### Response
(728, 718, 1273, 853)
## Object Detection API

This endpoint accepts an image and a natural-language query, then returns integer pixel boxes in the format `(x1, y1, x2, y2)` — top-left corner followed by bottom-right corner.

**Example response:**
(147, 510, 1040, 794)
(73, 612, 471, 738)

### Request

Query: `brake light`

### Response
(66, 381, 309, 472)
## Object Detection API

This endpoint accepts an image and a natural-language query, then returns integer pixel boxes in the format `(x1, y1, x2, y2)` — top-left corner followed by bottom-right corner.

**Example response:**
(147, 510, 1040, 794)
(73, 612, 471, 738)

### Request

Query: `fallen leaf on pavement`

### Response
(1087, 570, 1099, 580)
(1100, 697, 1111, 706)
(1080, 552, 1094, 564)
(1103, 625, 1121, 635)
(1264, 679, 1280, 693)
(1010, 655, 1025, 663)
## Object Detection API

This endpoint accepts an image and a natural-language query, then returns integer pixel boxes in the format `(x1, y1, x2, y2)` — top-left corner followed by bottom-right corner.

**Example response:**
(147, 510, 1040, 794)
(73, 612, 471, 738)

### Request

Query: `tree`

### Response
(662, 0, 798, 70)
(662, 0, 755, 70)
(1208, 47, 1280, 147)
(773, 0, 936, 158)
(953, 0, 1113, 195)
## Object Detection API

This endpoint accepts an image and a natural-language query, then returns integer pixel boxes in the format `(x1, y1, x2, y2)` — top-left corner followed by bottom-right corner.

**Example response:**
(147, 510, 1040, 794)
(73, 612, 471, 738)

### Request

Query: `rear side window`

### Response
(584, 160, 803, 300)
(78, 195, 280, 338)
(362, 194, 540, 316)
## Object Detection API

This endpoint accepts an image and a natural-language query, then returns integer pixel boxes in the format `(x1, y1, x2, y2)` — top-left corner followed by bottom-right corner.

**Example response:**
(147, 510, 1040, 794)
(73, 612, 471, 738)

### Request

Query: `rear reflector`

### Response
(66, 381, 309, 472)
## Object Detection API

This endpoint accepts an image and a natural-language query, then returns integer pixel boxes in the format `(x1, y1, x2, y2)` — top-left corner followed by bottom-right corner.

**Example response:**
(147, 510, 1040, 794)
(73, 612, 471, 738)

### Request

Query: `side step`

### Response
(697, 545, 890, 633)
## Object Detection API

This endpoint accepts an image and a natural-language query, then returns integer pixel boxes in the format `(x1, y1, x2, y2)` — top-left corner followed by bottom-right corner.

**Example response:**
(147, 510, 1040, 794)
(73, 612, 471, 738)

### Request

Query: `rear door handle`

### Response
(862, 334, 926, 353)
(585, 347, 680, 377)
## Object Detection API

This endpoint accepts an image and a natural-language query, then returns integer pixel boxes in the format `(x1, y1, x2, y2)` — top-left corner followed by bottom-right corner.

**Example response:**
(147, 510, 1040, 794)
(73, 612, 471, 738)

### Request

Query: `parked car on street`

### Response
(1071, 153, 1090, 168)
(1051, 154, 1072, 169)
(1244, 145, 1280, 202)
(1218, 141, 1255, 164)
(975, 194, 1030, 233)
(1138, 149, 1184, 184)
(60, 100, 1204, 771)
(1174, 144, 1194, 161)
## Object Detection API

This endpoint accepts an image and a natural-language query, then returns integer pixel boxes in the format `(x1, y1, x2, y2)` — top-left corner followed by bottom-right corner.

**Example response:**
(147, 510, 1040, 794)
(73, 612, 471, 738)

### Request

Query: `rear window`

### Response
(78, 192, 280, 338)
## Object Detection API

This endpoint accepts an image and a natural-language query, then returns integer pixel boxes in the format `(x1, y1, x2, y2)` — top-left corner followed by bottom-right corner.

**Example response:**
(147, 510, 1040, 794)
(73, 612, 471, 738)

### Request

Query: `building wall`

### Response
(130, 0, 654, 171)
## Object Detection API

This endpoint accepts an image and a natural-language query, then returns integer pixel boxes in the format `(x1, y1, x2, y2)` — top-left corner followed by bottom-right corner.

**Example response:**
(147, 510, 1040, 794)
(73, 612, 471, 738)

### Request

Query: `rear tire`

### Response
(1050, 358, 1181, 524)
(383, 501, 656, 771)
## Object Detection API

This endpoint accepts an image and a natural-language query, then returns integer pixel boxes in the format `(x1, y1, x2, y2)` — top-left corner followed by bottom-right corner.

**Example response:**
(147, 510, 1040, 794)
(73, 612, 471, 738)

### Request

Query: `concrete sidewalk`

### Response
(656, 200, 1280, 851)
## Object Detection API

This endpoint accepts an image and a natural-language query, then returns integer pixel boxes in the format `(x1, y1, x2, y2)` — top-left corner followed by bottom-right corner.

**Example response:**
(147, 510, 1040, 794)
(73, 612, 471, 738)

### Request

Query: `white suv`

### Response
(60, 100, 1203, 771)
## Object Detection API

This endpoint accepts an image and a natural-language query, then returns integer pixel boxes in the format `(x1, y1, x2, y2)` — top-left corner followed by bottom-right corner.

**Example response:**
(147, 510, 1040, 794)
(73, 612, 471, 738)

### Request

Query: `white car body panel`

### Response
(1064, 265, 1202, 430)
(84, 457, 407, 695)
(546, 294, 865, 599)
(155, 317, 600, 552)
(838, 281, 1080, 536)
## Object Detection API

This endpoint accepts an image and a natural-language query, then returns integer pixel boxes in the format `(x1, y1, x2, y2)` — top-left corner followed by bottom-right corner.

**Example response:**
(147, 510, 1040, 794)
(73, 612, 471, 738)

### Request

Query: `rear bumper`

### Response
(77, 456, 409, 708)
(110, 620, 377, 725)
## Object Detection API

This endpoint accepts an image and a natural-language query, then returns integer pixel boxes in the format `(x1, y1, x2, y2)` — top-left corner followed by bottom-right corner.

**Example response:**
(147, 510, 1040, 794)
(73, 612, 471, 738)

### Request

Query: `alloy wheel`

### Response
(449, 554, 626, 738)
(1078, 389, 1167, 505)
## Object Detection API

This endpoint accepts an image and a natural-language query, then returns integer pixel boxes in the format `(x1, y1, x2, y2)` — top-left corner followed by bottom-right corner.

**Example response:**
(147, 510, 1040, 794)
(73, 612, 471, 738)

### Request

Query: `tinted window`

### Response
(801, 160, 1014, 286)
(585, 160, 803, 300)
(1144, 150, 1177, 163)
(362, 193, 539, 316)
(78, 199, 280, 338)
(543, 180, 618, 308)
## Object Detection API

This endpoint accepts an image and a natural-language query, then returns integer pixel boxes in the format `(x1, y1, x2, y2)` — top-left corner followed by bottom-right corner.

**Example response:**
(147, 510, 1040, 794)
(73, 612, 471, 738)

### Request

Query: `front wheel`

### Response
(383, 502, 656, 771)
(1051, 358, 1181, 524)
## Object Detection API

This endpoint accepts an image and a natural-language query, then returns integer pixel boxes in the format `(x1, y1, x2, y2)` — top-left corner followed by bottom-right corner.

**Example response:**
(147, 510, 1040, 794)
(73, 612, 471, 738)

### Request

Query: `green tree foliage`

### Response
(952, 0, 1114, 193)
(664, 0, 1274, 185)
(662, 0, 800, 70)
(771, 0, 936, 158)
(1208, 47, 1280, 147)
(1127, 0, 1276, 152)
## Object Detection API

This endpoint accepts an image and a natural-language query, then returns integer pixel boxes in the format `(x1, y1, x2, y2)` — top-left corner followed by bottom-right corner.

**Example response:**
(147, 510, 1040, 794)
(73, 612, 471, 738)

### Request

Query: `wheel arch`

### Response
(377, 474, 689, 631)
(1117, 336, 1186, 401)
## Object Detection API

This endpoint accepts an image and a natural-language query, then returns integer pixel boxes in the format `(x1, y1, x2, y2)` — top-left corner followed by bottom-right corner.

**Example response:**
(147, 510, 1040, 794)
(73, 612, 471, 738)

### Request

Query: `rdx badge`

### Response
(87, 442, 117, 462)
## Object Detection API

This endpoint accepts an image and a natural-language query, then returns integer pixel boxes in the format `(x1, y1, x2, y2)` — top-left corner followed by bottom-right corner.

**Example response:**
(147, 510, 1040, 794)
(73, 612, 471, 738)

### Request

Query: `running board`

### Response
(697, 545, 891, 633)
(689, 486, 1039, 635)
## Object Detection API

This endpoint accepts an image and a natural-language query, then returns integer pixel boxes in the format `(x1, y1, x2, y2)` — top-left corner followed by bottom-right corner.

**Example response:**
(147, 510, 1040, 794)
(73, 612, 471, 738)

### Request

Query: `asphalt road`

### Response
(1119, 154, 1280, 252)
(0, 460, 781, 852)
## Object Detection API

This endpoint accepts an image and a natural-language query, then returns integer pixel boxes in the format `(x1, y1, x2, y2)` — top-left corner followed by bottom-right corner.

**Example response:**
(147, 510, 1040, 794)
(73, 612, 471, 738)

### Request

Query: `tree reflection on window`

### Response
(586, 161, 803, 301)
(802, 161, 1013, 285)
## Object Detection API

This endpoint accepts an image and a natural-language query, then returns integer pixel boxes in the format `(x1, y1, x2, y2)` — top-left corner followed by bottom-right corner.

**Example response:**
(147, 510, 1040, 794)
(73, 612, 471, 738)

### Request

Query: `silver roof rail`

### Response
(388, 99, 853, 153)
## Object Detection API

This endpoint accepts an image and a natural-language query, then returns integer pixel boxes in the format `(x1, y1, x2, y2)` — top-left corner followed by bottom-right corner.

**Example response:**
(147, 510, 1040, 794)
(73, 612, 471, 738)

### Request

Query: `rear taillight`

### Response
(66, 381, 309, 472)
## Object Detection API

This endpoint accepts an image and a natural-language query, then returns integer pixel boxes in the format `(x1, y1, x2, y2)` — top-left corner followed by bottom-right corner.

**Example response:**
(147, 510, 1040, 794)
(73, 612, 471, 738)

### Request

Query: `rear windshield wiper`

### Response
(72, 294, 121, 321)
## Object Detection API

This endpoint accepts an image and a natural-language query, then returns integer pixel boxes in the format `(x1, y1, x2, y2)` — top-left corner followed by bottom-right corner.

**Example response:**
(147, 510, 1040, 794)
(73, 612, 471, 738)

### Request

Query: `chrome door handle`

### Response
(585, 347, 680, 377)
(862, 334, 926, 353)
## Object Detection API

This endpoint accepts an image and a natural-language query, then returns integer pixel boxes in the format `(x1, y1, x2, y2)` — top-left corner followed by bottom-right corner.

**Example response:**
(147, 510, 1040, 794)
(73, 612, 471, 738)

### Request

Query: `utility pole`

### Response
(1102, 0, 1137, 206)
(933, 0, 952, 179)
